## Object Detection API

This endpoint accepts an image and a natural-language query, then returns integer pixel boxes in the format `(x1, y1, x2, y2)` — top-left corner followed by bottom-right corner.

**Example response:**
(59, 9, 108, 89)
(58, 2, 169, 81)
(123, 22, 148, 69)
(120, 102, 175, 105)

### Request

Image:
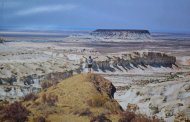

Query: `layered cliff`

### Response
(91, 29, 151, 40)
(92, 52, 176, 72)
(0, 50, 177, 101)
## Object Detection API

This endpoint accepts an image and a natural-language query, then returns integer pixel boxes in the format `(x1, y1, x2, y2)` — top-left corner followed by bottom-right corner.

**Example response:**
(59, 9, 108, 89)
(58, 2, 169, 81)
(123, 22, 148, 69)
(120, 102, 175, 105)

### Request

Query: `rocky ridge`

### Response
(22, 74, 123, 122)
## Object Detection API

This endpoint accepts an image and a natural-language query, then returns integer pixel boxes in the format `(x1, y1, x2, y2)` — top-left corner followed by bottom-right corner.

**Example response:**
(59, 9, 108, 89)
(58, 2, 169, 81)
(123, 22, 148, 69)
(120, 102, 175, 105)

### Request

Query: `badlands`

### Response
(0, 30, 190, 122)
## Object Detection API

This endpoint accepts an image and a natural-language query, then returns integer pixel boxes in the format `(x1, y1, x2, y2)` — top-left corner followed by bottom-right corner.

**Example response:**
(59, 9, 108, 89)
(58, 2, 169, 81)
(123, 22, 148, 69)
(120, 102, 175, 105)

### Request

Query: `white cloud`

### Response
(15, 4, 77, 16)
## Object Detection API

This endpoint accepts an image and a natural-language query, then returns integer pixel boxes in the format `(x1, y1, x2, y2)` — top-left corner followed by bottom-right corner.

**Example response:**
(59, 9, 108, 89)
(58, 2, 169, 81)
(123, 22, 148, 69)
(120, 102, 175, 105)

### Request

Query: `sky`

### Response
(0, 0, 190, 33)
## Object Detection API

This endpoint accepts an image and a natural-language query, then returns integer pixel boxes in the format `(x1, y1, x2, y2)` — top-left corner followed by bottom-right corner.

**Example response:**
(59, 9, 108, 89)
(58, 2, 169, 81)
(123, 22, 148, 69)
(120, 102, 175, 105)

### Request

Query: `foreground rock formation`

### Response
(23, 74, 123, 122)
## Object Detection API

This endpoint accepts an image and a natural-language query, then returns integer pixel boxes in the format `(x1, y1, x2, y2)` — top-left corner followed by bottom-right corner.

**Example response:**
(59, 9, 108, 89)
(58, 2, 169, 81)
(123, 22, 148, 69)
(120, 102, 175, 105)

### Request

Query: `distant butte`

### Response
(93, 29, 150, 34)
(91, 29, 151, 39)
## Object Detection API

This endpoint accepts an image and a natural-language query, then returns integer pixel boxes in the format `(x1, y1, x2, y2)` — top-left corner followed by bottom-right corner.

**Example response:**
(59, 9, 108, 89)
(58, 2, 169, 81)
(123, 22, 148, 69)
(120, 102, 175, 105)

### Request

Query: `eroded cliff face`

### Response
(0, 51, 177, 101)
(0, 71, 74, 101)
(91, 29, 151, 39)
(92, 52, 177, 72)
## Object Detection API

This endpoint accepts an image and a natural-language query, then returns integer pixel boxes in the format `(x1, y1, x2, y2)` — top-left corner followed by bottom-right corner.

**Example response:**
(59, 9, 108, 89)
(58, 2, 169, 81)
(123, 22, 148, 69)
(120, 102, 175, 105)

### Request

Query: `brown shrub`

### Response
(23, 93, 38, 101)
(127, 103, 139, 112)
(90, 114, 111, 122)
(118, 111, 136, 122)
(119, 111, 163, 122)
(87, 95, 107, 107)
(0, 100, 9, 105)
(73, 108, 92, 116)
(133, 115, 161, 122)
(41, 79, 59, 90)
(86, 99, 93, 106)
(0, 101, 30, 122)
(42, 93, 47, 104)
(41, 82, 53, 89)
(41, 93, 58, 106)
(33, 116, 47, 122)
(26, 103, 31, 107)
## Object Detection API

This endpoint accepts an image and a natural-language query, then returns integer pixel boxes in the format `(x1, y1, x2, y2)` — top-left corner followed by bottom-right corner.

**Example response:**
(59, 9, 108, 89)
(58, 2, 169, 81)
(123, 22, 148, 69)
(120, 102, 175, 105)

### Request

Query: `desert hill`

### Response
(24, 73, 123, 122)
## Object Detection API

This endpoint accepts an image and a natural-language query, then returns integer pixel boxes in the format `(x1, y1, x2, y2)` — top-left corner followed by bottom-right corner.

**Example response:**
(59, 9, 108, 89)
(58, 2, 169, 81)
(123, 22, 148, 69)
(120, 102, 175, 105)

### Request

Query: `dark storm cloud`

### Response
(0, 0, 190, 32)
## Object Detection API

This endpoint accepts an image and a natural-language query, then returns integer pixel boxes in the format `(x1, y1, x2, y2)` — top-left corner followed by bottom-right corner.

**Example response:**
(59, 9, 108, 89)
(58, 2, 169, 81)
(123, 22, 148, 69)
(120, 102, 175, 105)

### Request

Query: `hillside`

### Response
(23, 73, 123, 122)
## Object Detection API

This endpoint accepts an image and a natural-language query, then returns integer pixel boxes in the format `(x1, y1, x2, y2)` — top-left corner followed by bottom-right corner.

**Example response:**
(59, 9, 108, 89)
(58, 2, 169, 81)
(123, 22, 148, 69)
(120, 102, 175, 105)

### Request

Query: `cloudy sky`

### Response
(0, 0, 190, 32)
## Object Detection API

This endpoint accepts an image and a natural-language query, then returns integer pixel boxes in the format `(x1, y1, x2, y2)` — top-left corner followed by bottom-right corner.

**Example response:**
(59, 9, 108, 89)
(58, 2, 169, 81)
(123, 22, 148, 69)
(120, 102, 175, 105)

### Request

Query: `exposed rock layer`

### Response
(93, 52, 176, 72)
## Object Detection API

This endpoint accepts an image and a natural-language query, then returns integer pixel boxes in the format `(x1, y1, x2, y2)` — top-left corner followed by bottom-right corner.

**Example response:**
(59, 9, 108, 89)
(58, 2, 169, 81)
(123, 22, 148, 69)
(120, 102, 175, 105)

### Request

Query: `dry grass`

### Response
(21, 74, 125, 121)
(86, 95, 108, 107)
(73, 108, 92, 116)
(33, 116, 47, 122)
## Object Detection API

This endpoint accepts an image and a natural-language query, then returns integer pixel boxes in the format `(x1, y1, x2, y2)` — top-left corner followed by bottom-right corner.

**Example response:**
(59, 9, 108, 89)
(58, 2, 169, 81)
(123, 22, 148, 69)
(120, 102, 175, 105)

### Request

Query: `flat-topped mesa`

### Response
(91, 29, 151, 39)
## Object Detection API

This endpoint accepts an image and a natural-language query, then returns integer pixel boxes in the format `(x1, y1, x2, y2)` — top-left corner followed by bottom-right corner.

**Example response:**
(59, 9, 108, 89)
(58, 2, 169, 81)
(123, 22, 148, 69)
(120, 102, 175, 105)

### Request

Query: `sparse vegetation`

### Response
(136, 91, 141, 96)
(33, 116, 47, 122)
(41, 81, 54, 89)
(41, 79, 60, 89)
(166, 72, 180, 81)
(116, 85, 131, 91)
(90, 114, 111, 122)
(118, 111, 162, 122)
(0, 101, 30, 122)
(41, 93, 58, 106)
(118, 111, 135, 122)
(73, 108, 92, 116)
(127, 103, 139, 112)
(149, 104, 159, 114)
(23, 93, 38, 101)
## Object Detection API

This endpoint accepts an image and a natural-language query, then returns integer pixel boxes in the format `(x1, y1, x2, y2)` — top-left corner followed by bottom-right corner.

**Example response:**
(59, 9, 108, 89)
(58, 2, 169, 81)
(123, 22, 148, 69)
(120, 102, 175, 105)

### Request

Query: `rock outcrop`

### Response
(91, 29, 151, 39)
(0, 71, 74, 101)
(88, 74, 116, 98)
(92, 52, 177, 72)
